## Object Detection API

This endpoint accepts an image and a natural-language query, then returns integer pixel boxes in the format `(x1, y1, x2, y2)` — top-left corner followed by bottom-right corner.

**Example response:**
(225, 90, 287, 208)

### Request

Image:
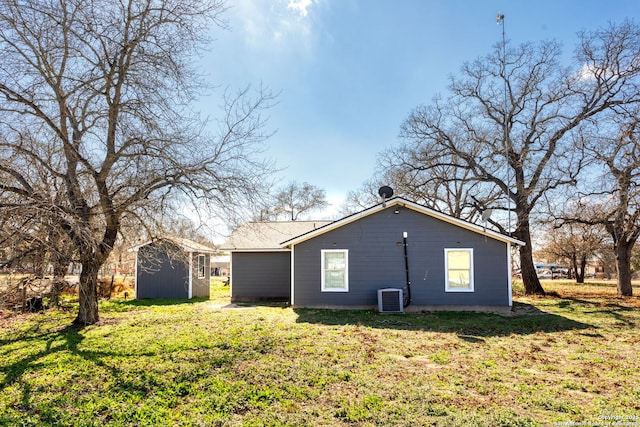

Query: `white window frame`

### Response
(197, 254, 206, 279)
(321, 249, 349, 292)
(444, 248, 474, 292)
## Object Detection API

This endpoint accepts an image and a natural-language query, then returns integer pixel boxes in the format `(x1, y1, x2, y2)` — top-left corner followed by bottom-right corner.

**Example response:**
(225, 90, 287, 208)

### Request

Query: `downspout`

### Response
(188, 252, 193, 299)
(403, 231, 412, 308)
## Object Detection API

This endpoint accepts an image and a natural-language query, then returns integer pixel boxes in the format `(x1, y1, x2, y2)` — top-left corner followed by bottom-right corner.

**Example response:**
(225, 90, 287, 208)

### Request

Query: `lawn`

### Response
(1, 280, 639, 426)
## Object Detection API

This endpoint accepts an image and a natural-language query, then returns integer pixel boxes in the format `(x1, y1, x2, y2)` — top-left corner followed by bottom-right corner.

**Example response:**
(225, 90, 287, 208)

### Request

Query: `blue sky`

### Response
(200, 0, 638, 216)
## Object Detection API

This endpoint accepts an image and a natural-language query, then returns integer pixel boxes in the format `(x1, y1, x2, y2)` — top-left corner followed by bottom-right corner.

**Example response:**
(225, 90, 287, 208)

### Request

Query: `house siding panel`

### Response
(293, 206, 509, 308)
(231, 252, 291, 302)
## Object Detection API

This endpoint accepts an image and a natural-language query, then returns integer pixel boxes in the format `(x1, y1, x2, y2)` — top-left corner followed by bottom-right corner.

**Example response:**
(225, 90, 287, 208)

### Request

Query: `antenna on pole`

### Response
(497, 11, 511, 235)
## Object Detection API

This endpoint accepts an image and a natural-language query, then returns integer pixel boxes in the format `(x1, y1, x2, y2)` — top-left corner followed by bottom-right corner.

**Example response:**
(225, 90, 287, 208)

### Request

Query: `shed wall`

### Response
(136, 243, 189, 299)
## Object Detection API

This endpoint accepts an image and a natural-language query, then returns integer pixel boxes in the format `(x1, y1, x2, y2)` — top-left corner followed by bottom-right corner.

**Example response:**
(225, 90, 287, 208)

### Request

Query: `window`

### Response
(321, 249, 348, 292)
(445, 248, 474, 292)
(197, 254, 206, 279)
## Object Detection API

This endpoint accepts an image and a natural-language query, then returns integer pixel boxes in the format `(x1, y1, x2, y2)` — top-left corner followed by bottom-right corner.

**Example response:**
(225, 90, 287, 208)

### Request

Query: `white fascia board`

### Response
(226, 248, 292, 253)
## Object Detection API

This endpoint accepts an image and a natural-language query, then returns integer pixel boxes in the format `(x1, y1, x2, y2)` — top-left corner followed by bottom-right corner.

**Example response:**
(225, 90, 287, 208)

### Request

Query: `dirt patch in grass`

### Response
(510, 301, 553, 316)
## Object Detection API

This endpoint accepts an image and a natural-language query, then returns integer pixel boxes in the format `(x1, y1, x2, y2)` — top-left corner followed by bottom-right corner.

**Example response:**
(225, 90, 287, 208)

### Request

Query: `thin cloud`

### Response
(288, 0, 315, 17)
(230, 0, 318, 51)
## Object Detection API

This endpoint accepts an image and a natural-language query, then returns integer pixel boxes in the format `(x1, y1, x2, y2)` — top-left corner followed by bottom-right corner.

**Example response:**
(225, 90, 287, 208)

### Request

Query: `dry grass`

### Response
(0, 279, 638, 426)
(514, 278, 640, 307)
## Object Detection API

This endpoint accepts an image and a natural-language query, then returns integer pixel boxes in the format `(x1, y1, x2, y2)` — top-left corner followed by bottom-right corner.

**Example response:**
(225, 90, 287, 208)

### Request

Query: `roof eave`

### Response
(281, 197, 525, 247)
(219, 248, 292, 253)
(130, 237, 217, 254)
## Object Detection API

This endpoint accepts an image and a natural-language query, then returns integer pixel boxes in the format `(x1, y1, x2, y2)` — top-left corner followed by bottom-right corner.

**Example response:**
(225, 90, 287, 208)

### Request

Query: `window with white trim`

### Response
(444, 248, 474, 292)
(321, 249, 348, 292)
(197, 254, 206, 279)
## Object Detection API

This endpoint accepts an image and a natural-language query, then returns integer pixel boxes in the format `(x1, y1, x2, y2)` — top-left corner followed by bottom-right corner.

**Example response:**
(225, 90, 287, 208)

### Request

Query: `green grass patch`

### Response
(1, 281, 638, 426)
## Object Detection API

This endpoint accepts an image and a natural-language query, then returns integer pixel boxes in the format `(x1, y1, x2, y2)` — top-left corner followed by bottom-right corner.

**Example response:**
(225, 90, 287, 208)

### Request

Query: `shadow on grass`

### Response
(293, 302, 595, 337)
(232, 301, 290, 308)
(109, 297, 210, 307)
(0, 323, 144, 425)
(554, 297, 637, 327)
(0, 320, 215, 425)
(1, 324, 87, 393)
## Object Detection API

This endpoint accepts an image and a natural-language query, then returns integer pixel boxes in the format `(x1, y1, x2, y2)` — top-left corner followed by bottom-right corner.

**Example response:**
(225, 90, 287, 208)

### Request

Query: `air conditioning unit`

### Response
(378, 288, 404, 313)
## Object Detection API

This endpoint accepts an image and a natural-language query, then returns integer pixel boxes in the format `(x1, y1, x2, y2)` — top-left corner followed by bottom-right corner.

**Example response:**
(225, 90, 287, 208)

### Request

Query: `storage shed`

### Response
(134, 237, 215, 299)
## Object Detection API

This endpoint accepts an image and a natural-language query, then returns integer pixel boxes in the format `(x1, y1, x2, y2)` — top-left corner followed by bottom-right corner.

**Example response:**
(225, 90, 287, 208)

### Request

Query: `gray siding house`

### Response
(134, 237, 215, 299)
(221, 221, 330, 302)
(223, 198, 524, 311)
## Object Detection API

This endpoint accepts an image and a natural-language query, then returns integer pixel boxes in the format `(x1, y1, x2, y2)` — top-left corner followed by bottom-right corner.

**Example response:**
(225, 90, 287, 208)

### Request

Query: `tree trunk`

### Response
(576, 255, 586, 283)
(615, 242, 633, 296)
(514, 217, 546, 295)
(74, 258, 100, 325)
(49, 260, 70, 307)
(519, 246, 546, 295)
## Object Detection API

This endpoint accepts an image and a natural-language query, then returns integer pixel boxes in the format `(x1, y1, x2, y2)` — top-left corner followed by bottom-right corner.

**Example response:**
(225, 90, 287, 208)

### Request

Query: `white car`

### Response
(537, 269, 552, 279)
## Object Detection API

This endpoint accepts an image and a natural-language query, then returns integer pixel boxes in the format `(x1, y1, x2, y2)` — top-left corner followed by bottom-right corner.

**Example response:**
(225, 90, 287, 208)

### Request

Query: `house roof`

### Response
(220, 221, 333, 251)
(133, 236, 217, 254)
(281, 197, 525, 247)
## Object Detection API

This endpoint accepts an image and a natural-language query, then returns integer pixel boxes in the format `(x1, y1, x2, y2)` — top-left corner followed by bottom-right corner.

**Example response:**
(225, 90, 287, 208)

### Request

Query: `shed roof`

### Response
(133, 236, 217, 254)
(220, 221, 332, 251)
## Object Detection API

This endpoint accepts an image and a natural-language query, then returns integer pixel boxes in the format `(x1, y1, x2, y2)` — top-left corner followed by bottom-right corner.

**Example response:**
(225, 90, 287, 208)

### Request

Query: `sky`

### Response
(198, 0, 638, 218)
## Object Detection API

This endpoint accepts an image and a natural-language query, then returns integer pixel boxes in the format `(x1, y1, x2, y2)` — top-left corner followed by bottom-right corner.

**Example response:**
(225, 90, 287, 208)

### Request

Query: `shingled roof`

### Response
(220, 221, 332, 251)
(132, 236, 217, 253)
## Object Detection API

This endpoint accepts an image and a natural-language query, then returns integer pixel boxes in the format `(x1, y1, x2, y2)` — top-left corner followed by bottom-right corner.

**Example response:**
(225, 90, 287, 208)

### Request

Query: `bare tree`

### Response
(394, 21, 640, 295)
(0, 199, 75, 309)
(566, 108, 640, 295)
(0, 138, 77, 307)
(264, 181, 328, 221)
(341, 165, 497, 225)
(377, 149, 504, 223)
(340, 178, 383, 217)
(0, 0, 275, 324)
(537, 220, 607, 283)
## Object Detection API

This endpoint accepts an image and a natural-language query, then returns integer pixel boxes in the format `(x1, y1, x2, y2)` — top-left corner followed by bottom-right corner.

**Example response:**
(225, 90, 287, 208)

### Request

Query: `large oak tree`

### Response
(270, 181, 328, 221)
(0, 0, 274, 324)
(567, 107, 640, 295)
(387, 21, 640, 295)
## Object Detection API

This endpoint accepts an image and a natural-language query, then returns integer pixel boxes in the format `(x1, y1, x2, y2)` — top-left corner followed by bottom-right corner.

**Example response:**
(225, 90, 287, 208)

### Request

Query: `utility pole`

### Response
(496, 12, 511, 235)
